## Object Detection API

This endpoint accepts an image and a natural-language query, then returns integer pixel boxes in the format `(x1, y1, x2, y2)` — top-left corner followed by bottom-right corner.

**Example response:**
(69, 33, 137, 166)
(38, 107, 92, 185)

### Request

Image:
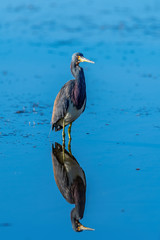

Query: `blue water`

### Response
(1, 0, 160, 239)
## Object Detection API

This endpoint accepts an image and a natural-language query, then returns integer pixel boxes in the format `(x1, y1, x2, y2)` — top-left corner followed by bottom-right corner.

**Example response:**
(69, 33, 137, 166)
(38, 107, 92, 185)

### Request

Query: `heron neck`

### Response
(70, 191, 85, 231)
(71, 178, 86, 221)
(71, 63, 86, 108)
(71, 62, 85, 83)
(71, 199, 85, 222)
(71, 205, 84, 231)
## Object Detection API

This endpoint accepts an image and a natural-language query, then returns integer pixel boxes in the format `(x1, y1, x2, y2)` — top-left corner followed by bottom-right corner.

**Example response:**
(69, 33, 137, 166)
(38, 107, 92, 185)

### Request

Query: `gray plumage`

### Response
(51, 142, 86, 204)
(51, 52, 94, 132)
(51, 142, 86, 231)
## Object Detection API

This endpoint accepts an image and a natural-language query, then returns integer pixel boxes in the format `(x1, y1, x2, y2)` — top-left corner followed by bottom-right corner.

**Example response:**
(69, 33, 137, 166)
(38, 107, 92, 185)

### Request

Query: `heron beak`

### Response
(78, 223, 95, 231)
(78, 56, 95, 64)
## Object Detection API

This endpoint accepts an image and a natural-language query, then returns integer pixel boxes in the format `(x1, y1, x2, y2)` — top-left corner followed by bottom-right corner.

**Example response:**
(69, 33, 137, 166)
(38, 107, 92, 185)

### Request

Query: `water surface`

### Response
(1, 0, 160, 239)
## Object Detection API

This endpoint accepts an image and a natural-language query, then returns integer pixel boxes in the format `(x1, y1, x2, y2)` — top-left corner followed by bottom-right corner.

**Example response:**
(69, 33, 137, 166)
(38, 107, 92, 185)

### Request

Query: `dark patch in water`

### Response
(0, 132, 17, 137)
(16, 110, 26, 114)
(47, 40, 80, 48)
(6, 4, 39, 13)
(2, 71, 8, 76)
(154, 125, 160, 129)
(0, 223, 12, 227)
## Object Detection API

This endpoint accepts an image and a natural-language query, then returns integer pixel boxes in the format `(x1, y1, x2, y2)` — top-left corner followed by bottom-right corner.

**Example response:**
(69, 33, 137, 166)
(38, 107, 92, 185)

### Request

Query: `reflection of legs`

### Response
(62, 120, 65, 144)
(62, 140, 65, 161)
(68, 138, 72, 155)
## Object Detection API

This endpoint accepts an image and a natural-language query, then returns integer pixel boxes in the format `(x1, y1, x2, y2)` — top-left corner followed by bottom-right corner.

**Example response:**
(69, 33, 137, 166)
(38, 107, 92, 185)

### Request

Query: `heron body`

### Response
(51, 53, 94, 139)
(52, 143, 86, 204)
(52, 142, 94, 232)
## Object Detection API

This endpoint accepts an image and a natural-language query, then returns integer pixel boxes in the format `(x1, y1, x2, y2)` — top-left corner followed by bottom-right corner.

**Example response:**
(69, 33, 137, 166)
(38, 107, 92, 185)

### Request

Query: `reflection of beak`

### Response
(78, 223, 95, 231)
(78, 56, 95, 64)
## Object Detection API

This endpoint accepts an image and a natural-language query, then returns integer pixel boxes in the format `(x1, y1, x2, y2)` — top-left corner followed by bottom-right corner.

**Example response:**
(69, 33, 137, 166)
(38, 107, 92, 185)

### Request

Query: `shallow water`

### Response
(1, 0, 160, 239)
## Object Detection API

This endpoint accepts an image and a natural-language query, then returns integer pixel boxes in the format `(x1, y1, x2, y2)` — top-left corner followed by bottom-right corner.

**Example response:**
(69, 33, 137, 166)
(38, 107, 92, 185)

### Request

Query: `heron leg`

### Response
(68, 138, 72, 155)
(68, 123, 72, 155)
(62, 140, 65, 161)
(62, 120, 65, 144)
(68, 123, 72, 140)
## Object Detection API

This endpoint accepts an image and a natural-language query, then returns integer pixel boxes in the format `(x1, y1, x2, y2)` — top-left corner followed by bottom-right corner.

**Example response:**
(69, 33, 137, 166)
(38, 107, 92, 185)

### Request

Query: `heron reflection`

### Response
(51, 142, 94, 232)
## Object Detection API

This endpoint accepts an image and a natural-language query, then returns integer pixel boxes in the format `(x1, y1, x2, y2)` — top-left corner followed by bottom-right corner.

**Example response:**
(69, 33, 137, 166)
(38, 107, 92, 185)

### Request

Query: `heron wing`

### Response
(51, 80, 75, 130)
(52, 143, 74, 203)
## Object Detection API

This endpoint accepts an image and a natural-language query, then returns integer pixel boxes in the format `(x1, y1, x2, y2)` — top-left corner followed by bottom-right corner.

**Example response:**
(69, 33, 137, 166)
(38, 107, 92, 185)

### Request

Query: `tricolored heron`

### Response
(51, 142, 94, 232)
(51, 53, 94, 141)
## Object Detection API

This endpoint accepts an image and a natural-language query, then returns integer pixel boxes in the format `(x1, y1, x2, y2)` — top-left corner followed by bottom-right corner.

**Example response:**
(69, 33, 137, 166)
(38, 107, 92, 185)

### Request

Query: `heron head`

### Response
(72, 52, 95, 65)
(72, 219, 95, 232)
(71, 208, 94, 232)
